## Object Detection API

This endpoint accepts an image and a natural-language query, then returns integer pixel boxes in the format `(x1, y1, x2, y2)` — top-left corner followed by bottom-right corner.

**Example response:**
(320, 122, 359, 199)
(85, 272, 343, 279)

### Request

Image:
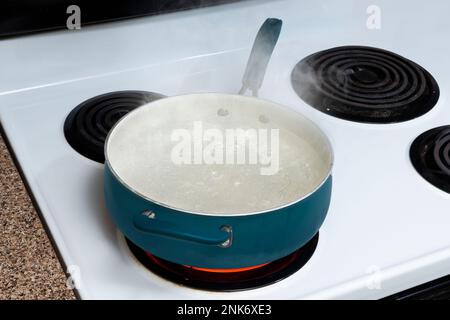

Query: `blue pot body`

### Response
(104, 164, 332, 269)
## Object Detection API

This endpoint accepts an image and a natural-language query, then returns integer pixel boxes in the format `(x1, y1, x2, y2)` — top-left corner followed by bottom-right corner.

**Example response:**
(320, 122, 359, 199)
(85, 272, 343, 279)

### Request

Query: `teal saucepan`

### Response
(104, 92, 333, 268)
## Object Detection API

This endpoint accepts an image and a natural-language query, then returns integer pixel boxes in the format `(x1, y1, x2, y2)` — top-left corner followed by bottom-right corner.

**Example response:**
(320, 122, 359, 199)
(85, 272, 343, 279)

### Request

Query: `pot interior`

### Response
(105, 93, 333, 215)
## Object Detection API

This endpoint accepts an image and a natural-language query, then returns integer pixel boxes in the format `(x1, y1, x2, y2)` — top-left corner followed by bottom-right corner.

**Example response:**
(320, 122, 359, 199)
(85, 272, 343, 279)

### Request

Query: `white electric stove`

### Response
(1, 0, 450, 299)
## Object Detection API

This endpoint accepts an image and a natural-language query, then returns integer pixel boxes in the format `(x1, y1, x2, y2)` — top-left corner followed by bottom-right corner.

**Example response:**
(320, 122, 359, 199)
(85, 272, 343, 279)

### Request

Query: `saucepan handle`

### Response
(239, 18, 283, 96)
(133, 210, 232, 248)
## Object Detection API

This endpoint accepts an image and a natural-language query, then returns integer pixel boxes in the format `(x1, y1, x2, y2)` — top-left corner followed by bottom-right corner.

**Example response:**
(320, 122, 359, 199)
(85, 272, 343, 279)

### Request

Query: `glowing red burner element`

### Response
(127, 234, 319, 291)
(190, 263, 270, 273)
(145, 252, 269, 273)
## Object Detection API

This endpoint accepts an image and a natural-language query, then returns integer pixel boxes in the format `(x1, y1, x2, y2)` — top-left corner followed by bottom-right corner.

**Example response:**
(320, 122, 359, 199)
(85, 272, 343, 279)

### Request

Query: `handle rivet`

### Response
(217, 108, 229, 117)
(142, 210, 155, 219)
(219, 225, 233, 248)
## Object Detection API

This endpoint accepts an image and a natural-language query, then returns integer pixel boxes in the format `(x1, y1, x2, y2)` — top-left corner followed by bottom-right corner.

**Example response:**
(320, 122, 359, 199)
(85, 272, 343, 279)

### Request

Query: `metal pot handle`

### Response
(238, 18, 283, 97)
(133, 210, 233, 248)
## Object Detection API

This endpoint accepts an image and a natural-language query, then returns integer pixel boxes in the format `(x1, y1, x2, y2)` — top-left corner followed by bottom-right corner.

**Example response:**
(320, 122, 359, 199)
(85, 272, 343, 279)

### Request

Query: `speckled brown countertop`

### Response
(0, 133, 76, 300)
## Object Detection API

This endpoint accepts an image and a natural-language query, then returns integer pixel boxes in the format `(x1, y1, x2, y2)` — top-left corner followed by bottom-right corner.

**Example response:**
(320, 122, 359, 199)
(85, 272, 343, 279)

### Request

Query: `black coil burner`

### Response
(126, 233, 319, 291)
(64, 91, 164, 163)
(410, 126, 450, 193)
(291, 46, 440, 123)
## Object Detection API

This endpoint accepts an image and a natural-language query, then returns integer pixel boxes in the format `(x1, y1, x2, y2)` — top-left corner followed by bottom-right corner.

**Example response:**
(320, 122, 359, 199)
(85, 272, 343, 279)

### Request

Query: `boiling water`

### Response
(106, 94, 331, 215)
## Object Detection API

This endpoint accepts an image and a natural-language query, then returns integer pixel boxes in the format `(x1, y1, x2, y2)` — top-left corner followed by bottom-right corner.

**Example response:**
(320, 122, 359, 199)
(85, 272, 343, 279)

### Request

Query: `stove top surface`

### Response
(1, 0, 450, 299)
